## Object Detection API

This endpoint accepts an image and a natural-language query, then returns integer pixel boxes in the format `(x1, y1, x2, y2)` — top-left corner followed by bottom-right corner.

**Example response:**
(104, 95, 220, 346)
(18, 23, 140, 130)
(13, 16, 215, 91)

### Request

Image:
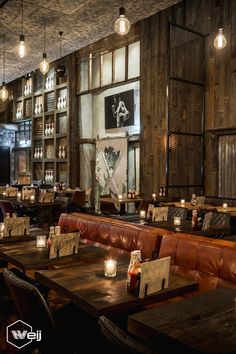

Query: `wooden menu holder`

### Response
(139, 256, 171, 298)
(40, 192, 54, 203)
(22, 189, 35, 200)
(3, 216, 30, 237)
(49, 232, 80, 259)
(6, 187, 18, 197)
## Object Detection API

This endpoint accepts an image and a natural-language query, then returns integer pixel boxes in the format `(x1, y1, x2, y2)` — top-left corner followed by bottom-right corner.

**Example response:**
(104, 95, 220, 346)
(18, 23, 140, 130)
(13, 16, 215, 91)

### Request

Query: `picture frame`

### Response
(105, 89, 134, 129)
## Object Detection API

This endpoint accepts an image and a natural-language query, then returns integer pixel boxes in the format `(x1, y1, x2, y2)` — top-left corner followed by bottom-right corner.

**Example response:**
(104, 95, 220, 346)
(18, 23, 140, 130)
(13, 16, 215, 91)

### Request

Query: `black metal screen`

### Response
(167, 23, 205, 199)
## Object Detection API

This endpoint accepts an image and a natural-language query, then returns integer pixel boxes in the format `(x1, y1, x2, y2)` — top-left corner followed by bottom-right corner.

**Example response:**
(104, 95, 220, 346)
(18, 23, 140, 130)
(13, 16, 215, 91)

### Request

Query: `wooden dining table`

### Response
(35, 253, 198, 318)
(128, 287, 236, 354)
(100, 197, 143, 214)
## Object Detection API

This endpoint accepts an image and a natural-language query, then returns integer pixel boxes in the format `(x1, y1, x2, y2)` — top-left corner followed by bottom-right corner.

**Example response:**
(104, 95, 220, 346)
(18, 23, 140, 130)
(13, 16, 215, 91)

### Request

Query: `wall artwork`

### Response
(105, 89, 134, 129)
(96, 138, 127, 196)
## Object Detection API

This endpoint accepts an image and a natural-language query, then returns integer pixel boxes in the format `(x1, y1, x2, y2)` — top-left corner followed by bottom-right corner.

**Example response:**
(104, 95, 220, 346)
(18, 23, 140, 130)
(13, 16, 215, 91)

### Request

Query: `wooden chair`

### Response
(66, 190, 86, 213)
(167, 206, 188, 220)
(0, 201, 14, 221)
(98, 315, 158, 354)
(3, 268, 78, 354)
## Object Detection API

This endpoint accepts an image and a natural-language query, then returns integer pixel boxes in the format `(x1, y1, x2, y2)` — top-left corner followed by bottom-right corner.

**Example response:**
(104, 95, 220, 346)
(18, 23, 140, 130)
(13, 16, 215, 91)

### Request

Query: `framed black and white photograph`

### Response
(105, 89, 134, 129)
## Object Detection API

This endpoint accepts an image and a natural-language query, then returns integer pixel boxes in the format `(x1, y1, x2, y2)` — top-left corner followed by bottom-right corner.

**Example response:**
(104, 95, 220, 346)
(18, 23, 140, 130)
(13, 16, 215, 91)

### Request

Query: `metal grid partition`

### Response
(167, 23, 205, 199)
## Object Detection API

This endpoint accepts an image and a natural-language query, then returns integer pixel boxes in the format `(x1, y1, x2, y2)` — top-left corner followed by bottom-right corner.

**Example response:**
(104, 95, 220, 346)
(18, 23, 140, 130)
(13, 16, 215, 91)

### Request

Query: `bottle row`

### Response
(57, 96, 67, 110)
(45, 76, 54, 90)
(16, 109, 23, 120)
(45, 123, 54, 135)
(33, 145, 67, 159)
(23, 84, 32, 96)
(45, 170, 54, 183)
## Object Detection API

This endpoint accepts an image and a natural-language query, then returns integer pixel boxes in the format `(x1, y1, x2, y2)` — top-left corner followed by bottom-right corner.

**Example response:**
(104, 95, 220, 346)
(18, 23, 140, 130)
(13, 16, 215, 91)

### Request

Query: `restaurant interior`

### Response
(0, 0, 236, 353)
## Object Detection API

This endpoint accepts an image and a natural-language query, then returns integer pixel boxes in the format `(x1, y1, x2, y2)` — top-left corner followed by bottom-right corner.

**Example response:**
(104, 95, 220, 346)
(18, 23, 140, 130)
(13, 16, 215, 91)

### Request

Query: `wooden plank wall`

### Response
(140, 0, 236, 197)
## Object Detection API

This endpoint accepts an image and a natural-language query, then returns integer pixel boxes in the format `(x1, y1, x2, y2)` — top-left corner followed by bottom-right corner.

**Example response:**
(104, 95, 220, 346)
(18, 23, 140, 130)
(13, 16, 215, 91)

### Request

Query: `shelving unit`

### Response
(12, 67, 69, 185)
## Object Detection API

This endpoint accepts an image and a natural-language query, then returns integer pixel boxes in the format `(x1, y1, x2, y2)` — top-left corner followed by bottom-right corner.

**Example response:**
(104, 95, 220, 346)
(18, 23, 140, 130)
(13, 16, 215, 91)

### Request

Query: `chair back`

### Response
(0, 201, 14, 221)
(202, 211, 231, 234)
(98, 315, 157, 354)
(71, 190, 86, 206)
(167, 206, 188, 220)
(3, 268, 57, 342)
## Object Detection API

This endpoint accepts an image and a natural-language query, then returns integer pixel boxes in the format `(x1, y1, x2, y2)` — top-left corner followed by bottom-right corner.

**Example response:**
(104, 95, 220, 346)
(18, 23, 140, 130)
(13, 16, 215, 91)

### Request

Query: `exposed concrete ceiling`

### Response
(0, 0, 181, 83)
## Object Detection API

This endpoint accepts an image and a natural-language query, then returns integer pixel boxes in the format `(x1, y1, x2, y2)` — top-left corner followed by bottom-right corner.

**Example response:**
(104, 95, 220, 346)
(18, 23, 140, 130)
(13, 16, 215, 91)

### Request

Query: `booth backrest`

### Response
(58, 213, 174, 260)
(159, 232, 236, 292)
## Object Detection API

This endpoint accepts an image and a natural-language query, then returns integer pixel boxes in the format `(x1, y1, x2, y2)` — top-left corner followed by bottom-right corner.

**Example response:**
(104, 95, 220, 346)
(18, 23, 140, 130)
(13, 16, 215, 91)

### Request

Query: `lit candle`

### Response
(5, 213, 10, 218)
(152, 193, 156, 201)
(17, 192, 22, 201)
(174, 216, 181, 226)
(30, 195, 35, 203)
(139, 210, 146, 219)
(180, 199, 185, 206)
(2, 191, 6, 196)
(36, 235, 47, 248)
(223, 203, 228, 210)
(118, 194, 123, 200)
(53, 185, 57, 192)
(104, 259, 117, 277)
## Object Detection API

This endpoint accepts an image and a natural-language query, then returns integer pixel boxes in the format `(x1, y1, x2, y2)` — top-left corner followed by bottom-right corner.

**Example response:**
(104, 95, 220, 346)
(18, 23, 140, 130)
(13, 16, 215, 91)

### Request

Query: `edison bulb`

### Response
(114, 7, 130, 35)
(0, 83, 8, 101)
(39, 53, 49, 75)
(19, 34, 25, 58)
(214, 28, 227, 49)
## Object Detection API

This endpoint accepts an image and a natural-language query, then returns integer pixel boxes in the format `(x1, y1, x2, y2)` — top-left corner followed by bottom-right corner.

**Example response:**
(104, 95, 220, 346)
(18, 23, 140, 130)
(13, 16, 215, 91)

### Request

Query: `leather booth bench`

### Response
(58, 212, 173, 260)
(58, 212, 236, 299)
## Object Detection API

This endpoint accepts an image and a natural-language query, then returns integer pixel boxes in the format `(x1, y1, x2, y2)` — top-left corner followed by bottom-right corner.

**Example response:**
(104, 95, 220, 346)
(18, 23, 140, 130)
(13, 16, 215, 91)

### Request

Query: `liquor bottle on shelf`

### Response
(61, 146, 66, 159)
(39, 147, 43, 159)
(45, 123, 48, 135)
(58, 146, 62, 159)
(39, 103, 43, 114)
(50, 123, 54, 135)
(34, 148, 37, 160)
(57, 97, 61, 110)
(127, 250, 141, 294)
(36, 148, 40, 159)
(50, 76, 54, 88)
(159, 187, 163, 197)
(45, 77, 49, 89)
(34, 103, 38, 115)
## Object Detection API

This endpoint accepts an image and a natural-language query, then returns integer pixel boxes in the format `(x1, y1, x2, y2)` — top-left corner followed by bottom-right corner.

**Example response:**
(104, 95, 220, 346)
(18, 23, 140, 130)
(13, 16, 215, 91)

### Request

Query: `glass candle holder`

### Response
(104, 259, 117, 277)
(5, 213, 10, 218)
(36, 235, 47, 248)
(2, 191, 6, 196)
(174, 216, 181, 225)
(118, 194, 123, 201)
(152, 193, 156, 201)
(139, 210, 146, 219)
(223, 203, 228, 210)
(17, 192, 22, 201)
(180, 199, 185, 206)
(30, 195, 35, 203)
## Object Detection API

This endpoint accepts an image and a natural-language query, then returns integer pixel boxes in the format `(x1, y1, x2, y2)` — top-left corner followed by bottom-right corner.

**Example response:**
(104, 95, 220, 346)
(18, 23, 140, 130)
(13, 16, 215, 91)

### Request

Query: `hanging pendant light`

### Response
(0, 34, 8, 102)
(18, 0, 25, 58)
(114, 0, 130, 36)
(39, 23, 49, 75)
(55, 31, 66, 78)
(214, 28, 227, 49)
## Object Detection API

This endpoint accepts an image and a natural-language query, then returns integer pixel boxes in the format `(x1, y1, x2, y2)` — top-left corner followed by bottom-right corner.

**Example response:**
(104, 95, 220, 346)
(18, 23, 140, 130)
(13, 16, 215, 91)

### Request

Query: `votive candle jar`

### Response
(104, 259, 117, 277)
(174, 216, 181, 226)
(36, 235, 47, 248)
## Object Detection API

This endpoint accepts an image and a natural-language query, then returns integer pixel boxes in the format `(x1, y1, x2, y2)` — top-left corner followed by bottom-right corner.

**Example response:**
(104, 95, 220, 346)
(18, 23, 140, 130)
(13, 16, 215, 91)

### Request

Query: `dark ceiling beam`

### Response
(0, 0, 9, 8)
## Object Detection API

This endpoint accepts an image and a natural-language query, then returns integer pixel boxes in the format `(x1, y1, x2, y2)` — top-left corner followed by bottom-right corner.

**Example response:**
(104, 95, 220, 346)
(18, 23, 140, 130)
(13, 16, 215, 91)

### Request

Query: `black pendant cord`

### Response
(3, 33, 5, 83)
(59, 31, 63, 58)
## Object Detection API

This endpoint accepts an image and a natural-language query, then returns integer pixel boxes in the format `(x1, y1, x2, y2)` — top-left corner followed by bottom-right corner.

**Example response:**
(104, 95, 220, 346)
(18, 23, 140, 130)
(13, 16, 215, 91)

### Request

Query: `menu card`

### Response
(139, 256, 171, 298)
(3, 216, 30, 237)
(49, 232, 80, 259)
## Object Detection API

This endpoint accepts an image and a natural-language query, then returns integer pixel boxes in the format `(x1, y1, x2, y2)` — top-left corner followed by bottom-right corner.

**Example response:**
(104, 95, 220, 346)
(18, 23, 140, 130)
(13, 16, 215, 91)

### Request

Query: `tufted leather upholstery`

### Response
(159, 233, 236, 293)
(167, 206, 188, 220)
(58, 213, 174, 260)
(202, 211, 231, 234)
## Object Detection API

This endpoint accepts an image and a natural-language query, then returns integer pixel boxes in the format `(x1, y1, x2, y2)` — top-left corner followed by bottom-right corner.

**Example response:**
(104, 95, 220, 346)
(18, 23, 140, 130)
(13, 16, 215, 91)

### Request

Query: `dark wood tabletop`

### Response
(128, 287, 236, 354)
(35, 260, 198, 318)
(0, 241, 107, 272)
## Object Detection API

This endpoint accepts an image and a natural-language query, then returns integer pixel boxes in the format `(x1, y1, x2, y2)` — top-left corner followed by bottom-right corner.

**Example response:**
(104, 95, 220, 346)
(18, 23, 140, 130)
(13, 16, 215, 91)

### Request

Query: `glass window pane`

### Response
(128, 41, 140, 79)
(92, 55, 100, 89)
(101, 52, 112, 86)
(79, 60, 89, 92)
(79, 94, 93, 138)
(114, 47, 125, 83)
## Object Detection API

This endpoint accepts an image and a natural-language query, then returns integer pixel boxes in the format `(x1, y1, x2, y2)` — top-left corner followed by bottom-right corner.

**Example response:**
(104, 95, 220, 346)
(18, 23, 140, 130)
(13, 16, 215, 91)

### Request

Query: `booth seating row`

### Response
(58, 212, 236, 300)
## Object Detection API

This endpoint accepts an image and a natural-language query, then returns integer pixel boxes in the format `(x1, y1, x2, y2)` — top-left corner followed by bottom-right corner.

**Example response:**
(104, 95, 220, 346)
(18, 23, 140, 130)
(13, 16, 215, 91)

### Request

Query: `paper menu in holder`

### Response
(139, 256, 171, 298)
